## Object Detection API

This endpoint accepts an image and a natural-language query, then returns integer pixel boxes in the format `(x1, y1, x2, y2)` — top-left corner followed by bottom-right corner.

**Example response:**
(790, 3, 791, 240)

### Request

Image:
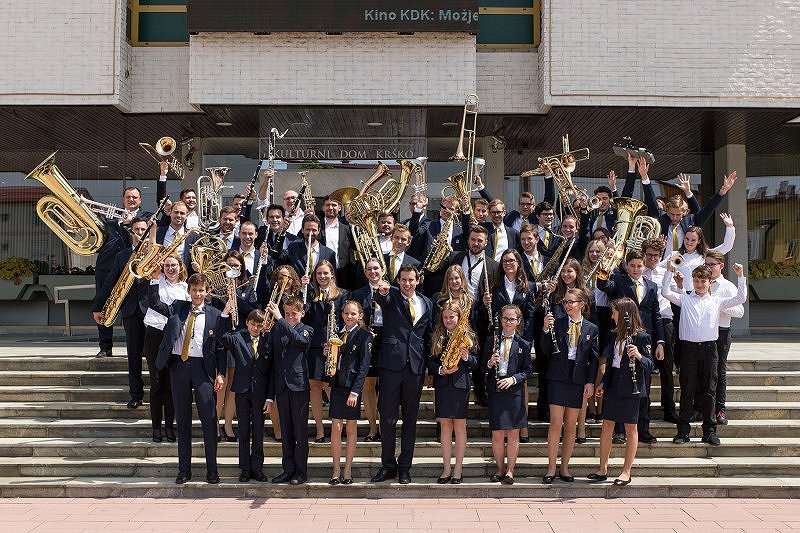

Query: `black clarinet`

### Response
(624, 311, 639, 396)
(268, 183, 306, 257)
(543, 296, 560, 354)
(492, 313, 504, 392)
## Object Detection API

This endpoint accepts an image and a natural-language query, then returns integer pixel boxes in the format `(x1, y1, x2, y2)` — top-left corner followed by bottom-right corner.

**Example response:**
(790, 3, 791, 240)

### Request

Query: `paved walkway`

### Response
(3, 497, 800, 532)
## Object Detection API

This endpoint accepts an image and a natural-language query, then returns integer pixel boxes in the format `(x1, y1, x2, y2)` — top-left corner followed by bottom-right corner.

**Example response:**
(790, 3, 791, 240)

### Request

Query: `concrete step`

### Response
(0, 436, 796, 459)
(1, 475, 798, 499)
(1, 454, 799, 479)
(0, 417, 798, 439)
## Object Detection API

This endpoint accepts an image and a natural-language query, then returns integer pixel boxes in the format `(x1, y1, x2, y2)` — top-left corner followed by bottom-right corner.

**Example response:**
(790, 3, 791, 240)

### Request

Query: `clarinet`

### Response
(543, 296, 560, 354)
(266, 127, 288, 206)
(624, 311, 639, 396)
(483, 252, 494, 330)
(492, 313, 504, 391)
(268, 182, 306, 258)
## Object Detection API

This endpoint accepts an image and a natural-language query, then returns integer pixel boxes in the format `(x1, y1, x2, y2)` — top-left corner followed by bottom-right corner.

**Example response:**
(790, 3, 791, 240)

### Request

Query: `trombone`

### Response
(444, 94, 481, 224)
(139, 136, 186, 180)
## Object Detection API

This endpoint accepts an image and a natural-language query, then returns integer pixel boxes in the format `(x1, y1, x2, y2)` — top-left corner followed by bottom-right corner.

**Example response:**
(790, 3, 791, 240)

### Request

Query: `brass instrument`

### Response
(225, 267, 240, 327)
(624, 311, 639, 396)
(299, 171, 315, 212)
(263, 275, 290, 331)
(613, 136, 655, 165)
(626, 215, 661, 253)
(422, 215, 454, 273)
(413, 156, 428, 202)
(26, 152, 108, 255)
(197, 166, 231, 232)
(129, 228, 200, 280)
(190, 234, 230, 295)
(669, 254, 685, 269)
(139, 136, 186, 180)
(534, 234, 568, 307)
(595, 197, 647, 280)
(521, 134, 590, 220)
(265, 127, 288, 206)
(444, 94, 480, 224)
(324, 297, 343, 377)
(440, 299, 474, 370)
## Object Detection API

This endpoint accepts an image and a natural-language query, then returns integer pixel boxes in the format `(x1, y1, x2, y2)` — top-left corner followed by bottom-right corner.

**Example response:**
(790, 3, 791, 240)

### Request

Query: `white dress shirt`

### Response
(145, 277, 189, 330)
(664, 226, 736, 281)
(712, 276, 745, 328)
(405, 293, 425, 326)
(504, 276, 516, 302)
(388, 251, 406, 280)
(379, 234, 392, 254)
(324, 219, 341, 266)
(644, 265, 673, 319)
(172, 303, 207, 357)
(163, 226, 186, 257)
(185, 211, 200, 230)
(369, 283, 384, 327)
(524, 252, 543, 281)
(287, 212, 304, 236)
(461, 253, 485, 300)
(567, 319, 582, 361)
(239, 248, 256, 275)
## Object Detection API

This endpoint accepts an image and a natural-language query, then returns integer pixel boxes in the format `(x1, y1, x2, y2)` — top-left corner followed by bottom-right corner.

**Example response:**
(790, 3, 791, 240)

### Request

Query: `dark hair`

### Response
(641, 237, 665, 254)
(534, 201, 554, 216)
(247, 309, 266, 323)
(610, 297, 645, 341)
(130, 216, 147, 226)
(187, 273, 209, 289)
(625, 250, 644, 263)
(123, 186, 141, 197)
(398, 264, 420, 280)
(469, 224, 489, 237)
(680, 226, 709, 255)
(377, 211, 395, 222)
(593, 185, 613, 196)
(179, 188, 196, 199)
(232, 193, 247, 201)
(302, 214, 321, 228)
(266, 204, 285, 216)
(692, 265, 712, 280)
(322, 195, 340, 205)
(224, 250, 248, 283)
(492, 249, 529, 293)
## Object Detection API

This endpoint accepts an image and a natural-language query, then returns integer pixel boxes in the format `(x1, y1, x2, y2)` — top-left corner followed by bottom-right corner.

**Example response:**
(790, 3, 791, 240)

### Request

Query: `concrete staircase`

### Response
(0, 337, 798, 498)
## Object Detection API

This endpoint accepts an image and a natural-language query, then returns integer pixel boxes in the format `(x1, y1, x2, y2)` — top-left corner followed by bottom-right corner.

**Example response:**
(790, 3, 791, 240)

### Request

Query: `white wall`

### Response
(477, 50, 546, 114)
(127, 47, 197, 113)
(542, 0, 800, 108)
(188, 32, 476, 106)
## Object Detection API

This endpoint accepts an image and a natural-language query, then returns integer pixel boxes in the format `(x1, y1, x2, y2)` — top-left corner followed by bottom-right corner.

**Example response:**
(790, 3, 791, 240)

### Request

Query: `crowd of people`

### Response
(87, 153, 747, 486)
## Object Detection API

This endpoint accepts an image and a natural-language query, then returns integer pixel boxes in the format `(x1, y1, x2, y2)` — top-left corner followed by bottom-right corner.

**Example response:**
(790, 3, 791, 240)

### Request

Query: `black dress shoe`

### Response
(701, 433, 721, 446)
(164, 427, 176, 442)
(475, 398, 488, 407)
(206, 472, 220, 484)
(490, 474, 504, 483)
(501, 475, 514, 485)
(95, 349, 112, 358)
(314, 436, 328, 443)
(370, 468, 397, 482)
(663, 412, 680, 424)
(612, 433, 626, 444)
(289, 474, 307, 485)
(225, 433, 237, 443)
(587, 473, 607, 482)
(329, 476, 341, 485)
(672, 434, 690, 444)
(613, 477, 632, 486)
(175, 472, 191, 484)
(689, 410, 702, 423)
(251, 471, 269, 482)
(341, 478, 353, 485)
(127, 399, 143, 409)
(638, 432, 658, 444)
(364, 433, 381, 442)
(272, 471, 293, 483)
(239, 470, 250, 483)
(559, 474, 574, 483)
(152, 429, 163, 443)
(450, 477, 462, 484)
(542, 475, 555, 484)
(398, 471, 411, 484)
(519, 436, 530, 443)
(575, 437, 587, 444)
(437, 475, 452, 484)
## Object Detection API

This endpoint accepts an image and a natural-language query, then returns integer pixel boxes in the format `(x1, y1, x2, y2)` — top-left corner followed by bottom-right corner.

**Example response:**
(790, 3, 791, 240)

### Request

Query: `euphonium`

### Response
(413, 157, 428, 202)
(190, 234, 230, 294)
(25, 152, 107, 255)
(128, 228, 200, 279)
(139, 136, 186, 179)
(440, 300, 474, 370)
(197, 166, 231, 232)
(324, 297, 343, 377)
(422, 215, 454, 273)
(626, 215, 662, 253)
(595, 197, 647, 280)
(263, 275, 290, 331)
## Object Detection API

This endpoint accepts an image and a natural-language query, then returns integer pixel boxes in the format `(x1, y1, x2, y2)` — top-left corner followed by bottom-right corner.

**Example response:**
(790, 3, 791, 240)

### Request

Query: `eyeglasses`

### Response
(489, 210, 505, 215)
(705, 262, 722, 267)
(541, 212, 555, 218)
(644, 253, 661, 259)
(501, 259, 518, 264)
(562, 299, 582, 305)
(163, 263, 179, 269)
(519, 203, 533, 208)
(500, 316, 519, 323)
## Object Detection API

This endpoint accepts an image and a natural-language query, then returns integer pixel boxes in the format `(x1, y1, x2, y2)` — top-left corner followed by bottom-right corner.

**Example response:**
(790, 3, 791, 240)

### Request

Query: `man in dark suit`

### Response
(318, 195, 357, 290)
(254, 204, 300, 286)
(92, 217, 150, 409)
(407, 196, 465, 262)
(384, 224, 421, 284)
(504, 191, 537, 232)
(280, 214, 336, 284)
(370, 265, 433, 484)
(155, 200, 201, 270)
(480, 199, 520, 264)
(262, 296, 313, 485)
(597, 250, 665, 443)
(217, 206, 241, 250)
(216, 307, 270, 483)
(533, 201, 560, 261)
(236, 221, 261, 277)
(154, 273, 227, 484)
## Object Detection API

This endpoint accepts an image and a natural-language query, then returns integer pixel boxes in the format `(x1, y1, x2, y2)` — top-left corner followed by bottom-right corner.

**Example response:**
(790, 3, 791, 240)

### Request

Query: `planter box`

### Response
(0, 276, 36, 300)
(38, 275, 96, 301)
(749, 277, 800, 301)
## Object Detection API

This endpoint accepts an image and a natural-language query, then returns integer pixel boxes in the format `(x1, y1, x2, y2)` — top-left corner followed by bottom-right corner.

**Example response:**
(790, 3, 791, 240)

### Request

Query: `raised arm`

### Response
(710, 213, 736, 255)
(661, 270, 682, 305)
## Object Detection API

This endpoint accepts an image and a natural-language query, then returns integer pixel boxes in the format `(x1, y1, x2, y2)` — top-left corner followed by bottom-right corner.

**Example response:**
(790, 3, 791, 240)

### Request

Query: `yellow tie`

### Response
(544, 231, 550, 248)
(180, 307, 200, 362)
(251, 337, 258, 359)
(635, 280, 643, 302)
(672, 226, 679, 251)
(307, 246, 315, 271)
(493, 228, 500, 258)
(568, 321, 579, 350)
(407, 297, 416, 325)
(341, 330, 349, 344)
(502, 337, 511, 363)
(531, 258, 539, 277)
(390, 254, 398, 280)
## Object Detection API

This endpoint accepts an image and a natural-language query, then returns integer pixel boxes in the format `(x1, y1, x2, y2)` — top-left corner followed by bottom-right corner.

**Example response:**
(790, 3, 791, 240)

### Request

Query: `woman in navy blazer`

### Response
(325, 300, 373, 485)
(541, 288, 599, 484)
(485, 304, 532, 485)
(427, 300, 478, 484)
(591, 297, 654, 486)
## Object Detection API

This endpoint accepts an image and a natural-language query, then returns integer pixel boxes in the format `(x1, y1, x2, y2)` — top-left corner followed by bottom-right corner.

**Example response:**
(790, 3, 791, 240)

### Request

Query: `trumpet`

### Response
(669, 254, 685, 269)
(139, 137, 186, 180)
(263, 275, 290, 331)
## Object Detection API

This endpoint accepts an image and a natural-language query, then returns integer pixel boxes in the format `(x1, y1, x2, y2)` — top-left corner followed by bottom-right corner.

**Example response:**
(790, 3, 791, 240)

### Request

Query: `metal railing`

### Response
(53, 284, 95, 336)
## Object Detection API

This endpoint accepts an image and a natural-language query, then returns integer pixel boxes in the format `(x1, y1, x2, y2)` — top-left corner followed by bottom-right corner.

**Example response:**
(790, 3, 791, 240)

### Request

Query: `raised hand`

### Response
(720, 170, 737, 195)
(720, 212, 734, 227)
(159, 161, 169, 176)
(676, 173, 692, 194)
(636, 156, 650, 180)
(732, 263, 744, 277)
(607, 170, 617, 191)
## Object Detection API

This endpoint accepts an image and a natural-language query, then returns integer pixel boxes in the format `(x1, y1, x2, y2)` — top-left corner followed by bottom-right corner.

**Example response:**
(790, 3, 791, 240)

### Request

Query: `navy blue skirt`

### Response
(487, 388, 527, 430)
(434, 382, 469, 419)
(547, 379, 584, 410)
(601, 388, 640, 424)
(329, 386, 361, 420)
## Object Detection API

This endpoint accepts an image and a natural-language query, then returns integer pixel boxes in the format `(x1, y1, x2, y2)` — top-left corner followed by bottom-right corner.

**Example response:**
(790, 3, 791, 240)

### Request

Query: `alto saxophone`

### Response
(422, 215, 454, 273)
(128, 228, 200, 279)
(324, 296, 343, 377)
(440, 301, 474, 369)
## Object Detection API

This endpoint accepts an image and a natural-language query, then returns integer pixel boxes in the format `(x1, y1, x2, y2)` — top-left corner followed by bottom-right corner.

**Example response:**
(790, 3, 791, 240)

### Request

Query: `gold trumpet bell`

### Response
(155, 136, 176, 157)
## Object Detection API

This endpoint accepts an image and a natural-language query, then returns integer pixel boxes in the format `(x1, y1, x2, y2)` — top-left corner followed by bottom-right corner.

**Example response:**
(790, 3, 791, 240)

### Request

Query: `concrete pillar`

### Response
(714, 144, 749, 335)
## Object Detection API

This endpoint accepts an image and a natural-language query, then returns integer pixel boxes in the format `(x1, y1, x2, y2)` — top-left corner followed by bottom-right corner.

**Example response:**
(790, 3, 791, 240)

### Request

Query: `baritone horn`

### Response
(197, 166, 231, 232)
(139, 137, 186, 180)
(25, 152, 108, 255)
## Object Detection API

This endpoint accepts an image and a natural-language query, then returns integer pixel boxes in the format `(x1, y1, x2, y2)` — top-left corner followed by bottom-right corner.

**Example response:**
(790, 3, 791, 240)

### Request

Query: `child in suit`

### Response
(262, 296, 313, 485)
(216, 307, 269, 483)
(325, 300, 373, 485)
(154, 273, 227, 485)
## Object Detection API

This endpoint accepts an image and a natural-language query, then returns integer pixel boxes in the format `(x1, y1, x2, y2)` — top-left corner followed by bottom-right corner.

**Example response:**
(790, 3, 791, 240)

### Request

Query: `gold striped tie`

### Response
(672, 226, 679, 251)
(390, 254, 398, 280)
(568, 321, 579, 350)
(407, 297, 416, 325)
(251, 337, 259, 359)
(180, 307, 200, 361)
(635, 281, 643, 303)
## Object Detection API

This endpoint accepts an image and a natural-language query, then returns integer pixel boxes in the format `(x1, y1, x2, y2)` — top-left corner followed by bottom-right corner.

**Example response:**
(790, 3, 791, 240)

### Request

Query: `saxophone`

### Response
(101, 245, 150, 328)
(422, 215, 454, 273)
(533, 234, 568, 307)
(128, 228, 200, 279)
(440, 301, 474, 370)
(324, 296, 343, 377)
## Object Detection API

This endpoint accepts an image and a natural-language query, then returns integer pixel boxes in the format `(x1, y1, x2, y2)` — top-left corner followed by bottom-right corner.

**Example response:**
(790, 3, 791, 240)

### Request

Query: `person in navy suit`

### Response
(480, 199, 520, 263)
(318, 195, 358, 290)
(254, 203, 300, 254)
(597, 250, 665, 444)
(92, 217, 151, 409)
(533, 202, 560, 261)
(384, 223, 421, 284)
(325, 300, 373, 485)
(485, 304, 532, 485)
(280, 214, 337, 288)
(155, 200, 200, 271)
(541, 288, 599, 484)
(216, 307, 270, 483)
(236, 221, 261, 278)
(427, 300, 478, 484)
(216, 206, 241, 251)
(591, 297, 654, 486)
(370, 265, 433, 484)
(262, 296, 313, 485)
(154, 273, 227, 484)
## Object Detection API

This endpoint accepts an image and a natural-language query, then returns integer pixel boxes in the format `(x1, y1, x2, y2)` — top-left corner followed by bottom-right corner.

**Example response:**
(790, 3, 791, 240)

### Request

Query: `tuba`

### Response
(26, 152, 108, 255)
(595, 197, 646, 280)
(190, 234, 230, 294)
(626, 215, 662, 254)
(139, 137, 186, 180)
(439, 300, 475, 370)
(197, 167, 231, 232)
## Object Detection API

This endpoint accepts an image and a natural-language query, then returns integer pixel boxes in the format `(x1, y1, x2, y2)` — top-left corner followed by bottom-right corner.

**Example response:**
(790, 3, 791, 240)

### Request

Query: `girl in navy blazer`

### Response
(592, 297, 654, 486)
(485, 304, 532, 485)
(325, 300, 373, 485)
(427, 300, 478, 484)
(541, 288, 599, 484)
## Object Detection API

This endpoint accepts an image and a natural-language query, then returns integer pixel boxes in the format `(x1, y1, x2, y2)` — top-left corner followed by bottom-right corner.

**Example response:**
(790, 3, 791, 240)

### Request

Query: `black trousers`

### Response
(677, 340, 718, 437)
(377, 365, 425, 471)
(170, 356, 218, 476)
(275, 387, 310, 477)
(142, 326, 173, 430)
(235, 391, 266, 474)
(122, 308, 146, 401)
(658, 319, 677, 417)
(715, 327, 732, 412)
(94, 269, 114, 351)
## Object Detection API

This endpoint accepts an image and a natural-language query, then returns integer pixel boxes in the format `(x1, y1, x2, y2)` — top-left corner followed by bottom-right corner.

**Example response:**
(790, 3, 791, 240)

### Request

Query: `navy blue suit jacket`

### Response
(260, 318, 313, 399)
(216, 317, 269, 396)
(601, 331, 654, 398)
(155, 302, 227, 379)
(409, 213, 468, 263)
(597, 273, 664, 346)
(155, 225, 201, 270)
(427, 342, 478, 391)
(542, 317, 600, 386)
(373, 287, 432, 375)
(482, 333, 532, 394)
(92, 247, 148, 318)
(643, 182, 717, 235)
(280, 240, 336, 280)
(491, 281, 537, 342)
(329, 326, 373, 395)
